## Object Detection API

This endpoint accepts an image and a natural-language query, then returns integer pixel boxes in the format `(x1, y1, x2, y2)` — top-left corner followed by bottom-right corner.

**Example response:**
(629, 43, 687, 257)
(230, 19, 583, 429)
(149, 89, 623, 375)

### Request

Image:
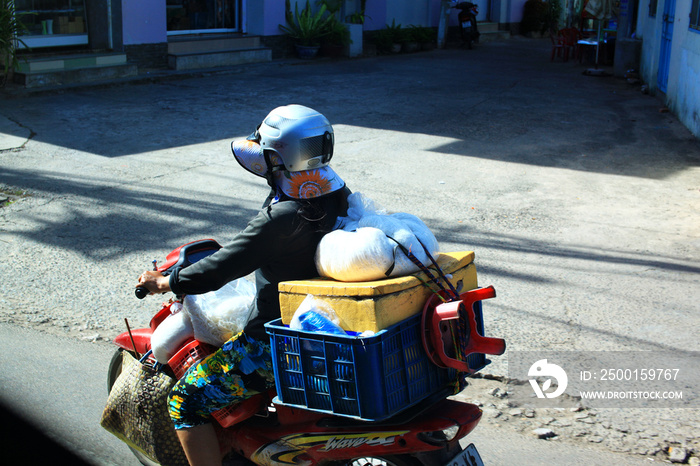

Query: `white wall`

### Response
(674, 47, 700, 137)
(666, 9, 700, 138)
(636, 0, 659, 87)
(637, 0, 700, 138)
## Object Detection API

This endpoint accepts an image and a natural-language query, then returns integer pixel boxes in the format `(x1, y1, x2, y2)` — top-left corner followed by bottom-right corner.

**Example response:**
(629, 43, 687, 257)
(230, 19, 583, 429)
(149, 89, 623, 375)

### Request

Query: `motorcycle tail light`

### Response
(441, 424, 461, 442)
(418, 422, 460, 446)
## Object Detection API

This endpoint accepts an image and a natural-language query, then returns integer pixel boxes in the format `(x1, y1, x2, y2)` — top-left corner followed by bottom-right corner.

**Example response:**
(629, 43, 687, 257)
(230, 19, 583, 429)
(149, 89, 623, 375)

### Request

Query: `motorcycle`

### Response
(455, 2, 480, 49)
(108, 239, 506, 466)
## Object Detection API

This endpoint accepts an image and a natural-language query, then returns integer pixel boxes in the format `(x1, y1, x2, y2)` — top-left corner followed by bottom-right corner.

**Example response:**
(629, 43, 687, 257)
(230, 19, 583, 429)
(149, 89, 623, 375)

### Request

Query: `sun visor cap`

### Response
(231, 139, 345, 199)
(272, 165, 345, 199)
(231, 139, 283, 178)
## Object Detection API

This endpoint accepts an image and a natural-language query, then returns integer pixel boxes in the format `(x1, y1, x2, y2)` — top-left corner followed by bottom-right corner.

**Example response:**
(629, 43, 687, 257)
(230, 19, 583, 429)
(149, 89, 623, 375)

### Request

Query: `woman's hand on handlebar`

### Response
(136, 270, 172, 296)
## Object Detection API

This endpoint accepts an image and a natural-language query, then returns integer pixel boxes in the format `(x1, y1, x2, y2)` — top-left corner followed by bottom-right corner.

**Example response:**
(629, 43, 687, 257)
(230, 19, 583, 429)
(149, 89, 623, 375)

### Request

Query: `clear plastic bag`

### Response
(183, 278, 257, 346)
(289, 294, 346, 335)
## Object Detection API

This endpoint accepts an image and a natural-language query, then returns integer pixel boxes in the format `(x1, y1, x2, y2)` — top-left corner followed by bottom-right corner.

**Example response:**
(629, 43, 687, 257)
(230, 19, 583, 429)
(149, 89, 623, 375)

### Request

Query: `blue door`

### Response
(657, 0, 676, 93)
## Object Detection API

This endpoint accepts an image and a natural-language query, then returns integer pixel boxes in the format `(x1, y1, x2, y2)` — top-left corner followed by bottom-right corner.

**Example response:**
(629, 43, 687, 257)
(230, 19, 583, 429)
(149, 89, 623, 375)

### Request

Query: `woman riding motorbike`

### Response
(136, 104, 350, 466)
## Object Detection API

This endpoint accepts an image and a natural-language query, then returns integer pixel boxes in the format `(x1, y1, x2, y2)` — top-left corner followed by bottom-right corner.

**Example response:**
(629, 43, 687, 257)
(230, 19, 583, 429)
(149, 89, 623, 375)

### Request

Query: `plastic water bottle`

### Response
(297, 311, 346, 335)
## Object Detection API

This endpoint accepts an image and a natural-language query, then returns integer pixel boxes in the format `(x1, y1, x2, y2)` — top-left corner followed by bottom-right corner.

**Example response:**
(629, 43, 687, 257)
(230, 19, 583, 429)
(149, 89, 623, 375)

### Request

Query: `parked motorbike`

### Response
(456, 2, 480, 49)
(108, 239, 506, 466)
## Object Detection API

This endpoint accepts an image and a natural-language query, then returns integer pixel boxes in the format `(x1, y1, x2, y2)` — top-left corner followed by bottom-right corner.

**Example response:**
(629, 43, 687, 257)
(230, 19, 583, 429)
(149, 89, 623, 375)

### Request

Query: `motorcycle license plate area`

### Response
(462, 21, 472, 30)
(445, 443, 484, 466)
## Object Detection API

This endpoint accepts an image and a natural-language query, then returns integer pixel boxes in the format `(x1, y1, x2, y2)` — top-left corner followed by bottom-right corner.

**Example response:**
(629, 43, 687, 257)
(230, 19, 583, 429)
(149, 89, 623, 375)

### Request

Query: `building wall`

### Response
(260, 0, 287, 36)
(371, 0, 506, 30)
(357, 0, 387, 30)
(675, 47, 700, 137)
(668, 22, 700, 138)
(386, 0, 432, 27)
(121, 0, 167, 45)
(252, 0, 517, 36)
(637, 0, 661, 88)
(507, 0, 528, 25)
(116, 0, 524, 45)
(637, 0, 700, 138)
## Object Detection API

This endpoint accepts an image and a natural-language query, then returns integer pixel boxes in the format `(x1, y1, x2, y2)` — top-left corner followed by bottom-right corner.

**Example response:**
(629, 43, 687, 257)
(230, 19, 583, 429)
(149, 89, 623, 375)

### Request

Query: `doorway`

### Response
(657, 0, 675, 93)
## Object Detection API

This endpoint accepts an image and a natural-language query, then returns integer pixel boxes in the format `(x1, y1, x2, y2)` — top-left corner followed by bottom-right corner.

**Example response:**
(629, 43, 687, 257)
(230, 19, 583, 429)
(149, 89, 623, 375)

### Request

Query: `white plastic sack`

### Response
(358, 212, 438, 277)
(316, 193, 439, 282)
(337, 192, 386, 231)
(151, 304, 195, 364)
(183, 278, 257, 347)
(391, 212, 440, 254)
(315, 227, 395, 282)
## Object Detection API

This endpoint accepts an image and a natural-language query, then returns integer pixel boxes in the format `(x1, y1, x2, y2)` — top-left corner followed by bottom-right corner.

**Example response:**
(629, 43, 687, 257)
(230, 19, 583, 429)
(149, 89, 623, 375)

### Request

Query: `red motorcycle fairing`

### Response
(219, 399, 482, 465)
(113, 327, 153, 355)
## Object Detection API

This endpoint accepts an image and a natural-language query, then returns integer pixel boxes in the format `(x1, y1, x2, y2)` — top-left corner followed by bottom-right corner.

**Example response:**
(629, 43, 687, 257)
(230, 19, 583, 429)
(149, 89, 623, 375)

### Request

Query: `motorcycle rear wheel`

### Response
(344, 456, 421, 466)
(107, 349, 161, 466)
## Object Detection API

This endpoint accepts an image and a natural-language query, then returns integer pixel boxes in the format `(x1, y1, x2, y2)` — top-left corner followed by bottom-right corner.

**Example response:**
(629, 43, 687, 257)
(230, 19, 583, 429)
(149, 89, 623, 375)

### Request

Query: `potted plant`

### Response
(0, 0, 31, 86)
(321, 16, 352, 57)
(373, 20, 404, 54)
(279, 0, 333, 58)
(402, 25, 422, 53)
(382, 19, 403, 53)
(411, 25, 436, 50)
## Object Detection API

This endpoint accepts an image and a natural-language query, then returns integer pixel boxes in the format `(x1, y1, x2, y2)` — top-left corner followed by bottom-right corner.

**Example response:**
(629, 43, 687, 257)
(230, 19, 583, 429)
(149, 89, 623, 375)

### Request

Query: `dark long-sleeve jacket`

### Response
(169, 187, 350, 340)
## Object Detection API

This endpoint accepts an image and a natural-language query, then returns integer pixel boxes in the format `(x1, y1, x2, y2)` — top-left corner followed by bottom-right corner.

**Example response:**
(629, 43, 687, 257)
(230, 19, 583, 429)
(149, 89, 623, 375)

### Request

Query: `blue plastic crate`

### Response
(265, 307, 488, 421)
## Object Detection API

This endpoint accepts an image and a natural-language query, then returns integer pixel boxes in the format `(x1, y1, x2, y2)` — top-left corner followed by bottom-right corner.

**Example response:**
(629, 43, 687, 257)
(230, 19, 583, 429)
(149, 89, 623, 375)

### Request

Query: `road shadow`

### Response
(0, 167, 259, 257)
(2, 39, 698, 180)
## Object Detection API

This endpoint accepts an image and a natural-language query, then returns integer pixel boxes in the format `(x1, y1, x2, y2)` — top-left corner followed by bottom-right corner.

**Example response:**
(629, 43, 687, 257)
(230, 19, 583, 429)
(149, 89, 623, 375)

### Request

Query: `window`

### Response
(691, 0, 700, 31)
(13, 0, 88, 48)
(649, 0, 658, 17)
(14, 0, 87, 36)
(167, 0, 239, 33)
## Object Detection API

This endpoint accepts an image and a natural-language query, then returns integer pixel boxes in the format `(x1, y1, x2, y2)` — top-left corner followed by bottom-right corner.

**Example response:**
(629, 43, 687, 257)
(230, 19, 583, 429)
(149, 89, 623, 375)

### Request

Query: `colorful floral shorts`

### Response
(168, 332, 275, 430)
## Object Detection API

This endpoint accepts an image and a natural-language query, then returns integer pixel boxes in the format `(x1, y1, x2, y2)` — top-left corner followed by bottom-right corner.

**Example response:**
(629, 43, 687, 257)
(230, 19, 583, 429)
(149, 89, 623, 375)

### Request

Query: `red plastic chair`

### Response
(560, 28, 581, 62)
(550, 31, 567, 61)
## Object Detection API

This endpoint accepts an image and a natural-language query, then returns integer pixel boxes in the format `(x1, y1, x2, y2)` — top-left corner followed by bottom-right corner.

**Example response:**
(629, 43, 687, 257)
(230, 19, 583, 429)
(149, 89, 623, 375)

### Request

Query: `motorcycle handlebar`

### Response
(135, 286, 150, 299)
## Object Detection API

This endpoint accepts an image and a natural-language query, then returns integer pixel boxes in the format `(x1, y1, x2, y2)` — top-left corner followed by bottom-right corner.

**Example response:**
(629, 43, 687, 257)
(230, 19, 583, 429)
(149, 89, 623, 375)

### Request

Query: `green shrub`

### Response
(321, 16, 351, 46)
(279, 0, 333, 46)
(0, 0, 32, 86)
(521, 0, 549, 35)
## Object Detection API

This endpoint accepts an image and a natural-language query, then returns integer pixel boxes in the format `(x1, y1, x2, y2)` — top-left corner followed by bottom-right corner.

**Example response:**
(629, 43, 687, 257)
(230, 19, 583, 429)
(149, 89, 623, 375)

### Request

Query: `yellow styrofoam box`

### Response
(278, 251, 477, 332)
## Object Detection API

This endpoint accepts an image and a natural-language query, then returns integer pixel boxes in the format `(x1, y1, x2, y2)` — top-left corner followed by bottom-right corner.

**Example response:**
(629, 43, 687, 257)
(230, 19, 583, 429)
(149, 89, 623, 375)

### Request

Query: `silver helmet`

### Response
(231, 105, 344, 199)
(256, 104, 334, 172)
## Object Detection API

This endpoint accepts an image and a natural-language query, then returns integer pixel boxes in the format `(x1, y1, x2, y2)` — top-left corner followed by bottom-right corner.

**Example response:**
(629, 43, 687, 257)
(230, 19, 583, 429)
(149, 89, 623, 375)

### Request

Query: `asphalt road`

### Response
(1, 36, 699, 464)
(0, 323, 653, 465)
